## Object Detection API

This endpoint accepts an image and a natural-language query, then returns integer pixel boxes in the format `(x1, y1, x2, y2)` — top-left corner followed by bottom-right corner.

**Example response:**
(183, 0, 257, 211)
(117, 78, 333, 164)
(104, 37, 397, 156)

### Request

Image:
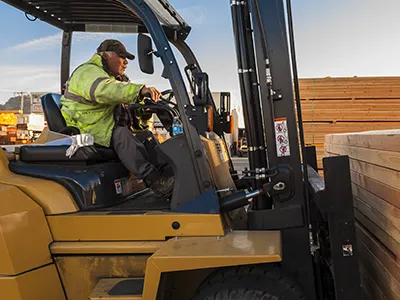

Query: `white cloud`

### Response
(0, 65, 59, 104)
(10, 33, 61, 50)
(8, 32, 127, 52)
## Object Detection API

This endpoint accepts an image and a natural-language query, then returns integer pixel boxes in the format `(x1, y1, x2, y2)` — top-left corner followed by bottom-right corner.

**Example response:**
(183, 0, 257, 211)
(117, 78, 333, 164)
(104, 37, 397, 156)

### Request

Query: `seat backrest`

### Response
(41, 93, 66, 132)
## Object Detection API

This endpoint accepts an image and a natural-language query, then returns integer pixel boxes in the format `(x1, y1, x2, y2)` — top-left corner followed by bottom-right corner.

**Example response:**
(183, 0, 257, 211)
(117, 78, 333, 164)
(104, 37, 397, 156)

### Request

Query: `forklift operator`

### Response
(60, 39, 174, 200)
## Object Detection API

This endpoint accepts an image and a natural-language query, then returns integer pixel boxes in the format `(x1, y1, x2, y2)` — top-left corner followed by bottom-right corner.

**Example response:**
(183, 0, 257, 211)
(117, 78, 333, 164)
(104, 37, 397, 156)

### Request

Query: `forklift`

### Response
(0, 0, 362, 299)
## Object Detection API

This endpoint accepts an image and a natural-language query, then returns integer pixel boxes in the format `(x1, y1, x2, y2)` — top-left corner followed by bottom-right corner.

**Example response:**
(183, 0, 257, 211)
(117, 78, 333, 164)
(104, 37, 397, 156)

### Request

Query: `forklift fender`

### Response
(0, 183, 65, 300)
(142, 230, 282, 300)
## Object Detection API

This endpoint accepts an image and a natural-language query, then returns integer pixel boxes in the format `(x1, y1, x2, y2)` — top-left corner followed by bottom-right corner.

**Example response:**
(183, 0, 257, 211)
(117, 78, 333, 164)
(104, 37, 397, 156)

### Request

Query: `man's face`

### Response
(105, 52, 128, 77)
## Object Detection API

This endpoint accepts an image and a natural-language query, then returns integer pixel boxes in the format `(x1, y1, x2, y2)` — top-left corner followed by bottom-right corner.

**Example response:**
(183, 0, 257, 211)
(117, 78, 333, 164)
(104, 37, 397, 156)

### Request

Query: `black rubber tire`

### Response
(192, 264, 305, 300)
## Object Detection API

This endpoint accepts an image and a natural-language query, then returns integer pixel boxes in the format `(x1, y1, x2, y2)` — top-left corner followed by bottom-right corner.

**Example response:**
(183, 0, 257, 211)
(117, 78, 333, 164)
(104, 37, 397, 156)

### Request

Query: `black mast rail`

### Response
(230, 0, 269, 210)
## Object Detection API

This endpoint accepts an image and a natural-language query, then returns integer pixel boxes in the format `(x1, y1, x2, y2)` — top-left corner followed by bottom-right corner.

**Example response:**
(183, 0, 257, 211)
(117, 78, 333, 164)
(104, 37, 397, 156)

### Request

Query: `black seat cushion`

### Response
(19, 145, 118, 163)
(9, 160, 130, 210)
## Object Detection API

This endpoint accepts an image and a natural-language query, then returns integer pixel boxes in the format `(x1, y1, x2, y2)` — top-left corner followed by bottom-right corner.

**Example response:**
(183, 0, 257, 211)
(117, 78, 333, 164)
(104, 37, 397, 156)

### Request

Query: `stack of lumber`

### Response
(325, 130, 400, 300)
(299, 77, 400, 170)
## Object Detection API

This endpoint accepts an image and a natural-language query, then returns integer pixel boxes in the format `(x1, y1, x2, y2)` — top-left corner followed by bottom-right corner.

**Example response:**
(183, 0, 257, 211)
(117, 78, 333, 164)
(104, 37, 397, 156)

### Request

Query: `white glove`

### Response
(65, 134, 94, 158)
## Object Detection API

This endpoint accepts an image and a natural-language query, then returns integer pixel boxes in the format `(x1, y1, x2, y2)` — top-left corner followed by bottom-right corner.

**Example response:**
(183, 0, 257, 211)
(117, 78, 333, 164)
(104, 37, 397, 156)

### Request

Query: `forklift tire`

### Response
(192, 264, 305, 300)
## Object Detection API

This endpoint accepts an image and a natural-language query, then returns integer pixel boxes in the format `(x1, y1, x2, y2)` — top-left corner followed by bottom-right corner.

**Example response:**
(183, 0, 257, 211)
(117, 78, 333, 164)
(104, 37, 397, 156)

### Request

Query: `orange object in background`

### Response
(0, 112, 17, 126)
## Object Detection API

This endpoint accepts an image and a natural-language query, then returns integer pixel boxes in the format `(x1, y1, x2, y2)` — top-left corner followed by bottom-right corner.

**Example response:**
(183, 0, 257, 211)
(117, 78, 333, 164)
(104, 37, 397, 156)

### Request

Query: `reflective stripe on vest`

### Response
(65, 77, 108, 105)
(64, 90, 95, 106)
(90, 77, 108, 102)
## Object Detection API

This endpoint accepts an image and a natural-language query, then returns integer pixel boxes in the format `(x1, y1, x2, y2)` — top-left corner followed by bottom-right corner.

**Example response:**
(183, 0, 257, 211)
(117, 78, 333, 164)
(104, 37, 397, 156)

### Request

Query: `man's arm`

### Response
(94, 78, 145, 105)
(95, 80, 161, 105)
(67, 65, 143, 105)
(70, 65, 161, 105)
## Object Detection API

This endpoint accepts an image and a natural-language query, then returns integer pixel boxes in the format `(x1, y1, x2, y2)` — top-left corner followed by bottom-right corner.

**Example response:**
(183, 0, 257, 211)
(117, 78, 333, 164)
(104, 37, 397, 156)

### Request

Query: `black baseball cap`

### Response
(97, 39, 135, 60)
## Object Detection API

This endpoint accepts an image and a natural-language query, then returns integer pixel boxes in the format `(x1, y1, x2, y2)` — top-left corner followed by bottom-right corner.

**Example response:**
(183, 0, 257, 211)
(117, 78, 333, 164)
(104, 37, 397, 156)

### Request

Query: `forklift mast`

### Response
(230, 0, 362, 299)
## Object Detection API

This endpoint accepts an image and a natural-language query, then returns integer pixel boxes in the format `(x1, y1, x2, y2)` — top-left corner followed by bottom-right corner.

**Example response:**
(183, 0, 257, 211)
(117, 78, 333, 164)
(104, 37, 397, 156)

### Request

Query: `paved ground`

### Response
(231, 156, 249, 172)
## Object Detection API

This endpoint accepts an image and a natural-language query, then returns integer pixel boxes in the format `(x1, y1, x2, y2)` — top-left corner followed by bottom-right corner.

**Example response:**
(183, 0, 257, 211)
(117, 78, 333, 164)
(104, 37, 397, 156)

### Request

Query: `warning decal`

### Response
(274, 117, 291, 157)
(114, 179, 123, 195)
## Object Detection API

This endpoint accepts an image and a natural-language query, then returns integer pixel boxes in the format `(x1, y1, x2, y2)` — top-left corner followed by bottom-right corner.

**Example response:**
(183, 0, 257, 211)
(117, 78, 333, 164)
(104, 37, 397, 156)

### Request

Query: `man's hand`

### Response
(140, 86, 161, 102)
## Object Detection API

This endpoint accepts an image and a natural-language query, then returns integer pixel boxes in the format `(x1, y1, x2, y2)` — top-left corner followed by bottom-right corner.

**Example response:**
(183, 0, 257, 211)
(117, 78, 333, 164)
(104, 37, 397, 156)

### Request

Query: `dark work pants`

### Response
(111, 126, 157, 180)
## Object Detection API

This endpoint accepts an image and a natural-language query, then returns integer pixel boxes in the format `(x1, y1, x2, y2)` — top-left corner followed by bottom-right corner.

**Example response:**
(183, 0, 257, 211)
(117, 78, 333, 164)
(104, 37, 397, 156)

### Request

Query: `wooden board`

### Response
(302, 109, 400, 121)
(350, 159, 400, 190)
(360, 263, 386, 300)
(326, 130, 400, 152)
(304, 122, 400, 145)
(351, 171, 400, 210)
(353, 183, 400, 230)
(299, 76, 400, 99)
(356, 223, 400, 282)
(326, 128, 400, 298)
(358, 237, 400, 300)
(300, 76, 400, 84)
(299, 77, 400, 151)
(300, 88, 400, 100)
(325, 143, 400, 171)
(349, 159, 399, 188)
(355, 210, 400, 258)
(301, 100, 400, 107)
(324, 151, 400, 191)
(304, 122, 400, 134)
(353, 196, 400, 244)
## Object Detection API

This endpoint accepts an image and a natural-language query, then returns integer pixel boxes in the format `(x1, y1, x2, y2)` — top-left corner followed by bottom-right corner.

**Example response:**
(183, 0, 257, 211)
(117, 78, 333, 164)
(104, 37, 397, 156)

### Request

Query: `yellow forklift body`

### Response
(0, 183, 65, 299)
(50, 241, 165, 255)
(0, 184, 53, 274)
(142, 230, 282, 299)
(0, 150, 78, 215)
(47, 212, 226, 241)
(49, 231, 281, 300)
(0, 147, 282, 300)
(54, 255, 149, 300)
(0, 265, 65, 300)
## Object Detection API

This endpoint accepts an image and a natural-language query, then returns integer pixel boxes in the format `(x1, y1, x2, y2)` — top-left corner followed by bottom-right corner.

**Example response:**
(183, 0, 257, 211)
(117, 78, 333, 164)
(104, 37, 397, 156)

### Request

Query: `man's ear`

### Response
(102, 53, 110, 62)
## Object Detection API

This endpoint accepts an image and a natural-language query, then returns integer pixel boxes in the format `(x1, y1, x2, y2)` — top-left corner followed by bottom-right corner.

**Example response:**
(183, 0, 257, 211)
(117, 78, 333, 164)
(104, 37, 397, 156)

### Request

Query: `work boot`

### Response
(144, 172, 174, 200)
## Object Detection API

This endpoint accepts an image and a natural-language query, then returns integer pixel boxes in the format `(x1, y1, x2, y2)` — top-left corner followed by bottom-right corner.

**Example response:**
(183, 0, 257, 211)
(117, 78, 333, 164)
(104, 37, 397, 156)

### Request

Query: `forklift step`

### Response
(89, 278, 143, 300)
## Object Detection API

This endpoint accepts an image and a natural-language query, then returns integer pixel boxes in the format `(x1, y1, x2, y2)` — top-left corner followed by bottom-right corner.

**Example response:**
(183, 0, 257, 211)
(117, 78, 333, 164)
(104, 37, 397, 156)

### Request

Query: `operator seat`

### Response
(41, 93, 80, 135)
(39, 93, 118, 160)
(8, 93, 130, 210)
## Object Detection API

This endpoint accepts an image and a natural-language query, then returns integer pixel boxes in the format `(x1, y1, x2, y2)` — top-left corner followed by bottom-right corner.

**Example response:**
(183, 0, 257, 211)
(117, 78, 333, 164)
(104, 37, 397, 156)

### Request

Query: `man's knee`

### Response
(112, 126, 146, 153)
(112, 126, 133, 140)
(112, 126, 139, 145)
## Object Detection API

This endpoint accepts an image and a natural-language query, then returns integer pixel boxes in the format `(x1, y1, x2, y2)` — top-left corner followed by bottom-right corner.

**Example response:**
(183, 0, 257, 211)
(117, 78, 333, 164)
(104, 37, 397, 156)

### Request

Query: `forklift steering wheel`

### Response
(160, 89, 174, 102)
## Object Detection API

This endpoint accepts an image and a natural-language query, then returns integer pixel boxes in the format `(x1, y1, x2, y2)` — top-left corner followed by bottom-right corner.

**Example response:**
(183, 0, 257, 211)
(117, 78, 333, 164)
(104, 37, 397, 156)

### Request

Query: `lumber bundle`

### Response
(299, 77, 400, 171)
(325, 130, 400, 299)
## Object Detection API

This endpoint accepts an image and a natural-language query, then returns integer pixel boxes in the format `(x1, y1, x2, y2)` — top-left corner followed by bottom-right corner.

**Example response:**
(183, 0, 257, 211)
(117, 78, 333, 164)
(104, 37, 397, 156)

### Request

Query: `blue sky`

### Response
(1, 0, 400, 108)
